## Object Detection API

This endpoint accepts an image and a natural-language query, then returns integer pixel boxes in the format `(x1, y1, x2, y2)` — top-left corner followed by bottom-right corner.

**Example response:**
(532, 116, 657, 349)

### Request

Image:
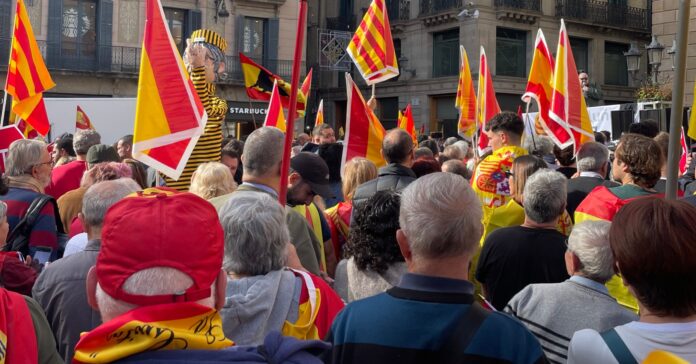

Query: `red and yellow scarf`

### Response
(0, 287, 37, 364)
(73, 303, 233, 363)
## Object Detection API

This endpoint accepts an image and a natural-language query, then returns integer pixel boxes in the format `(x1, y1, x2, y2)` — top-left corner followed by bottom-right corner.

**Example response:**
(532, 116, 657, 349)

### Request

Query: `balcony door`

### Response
(61, 0, 97, 68)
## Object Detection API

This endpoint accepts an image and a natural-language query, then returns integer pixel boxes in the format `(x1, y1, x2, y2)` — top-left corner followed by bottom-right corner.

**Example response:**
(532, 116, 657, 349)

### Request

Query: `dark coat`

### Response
(352, 164, 416, 208)
(566, 176, 620, 220)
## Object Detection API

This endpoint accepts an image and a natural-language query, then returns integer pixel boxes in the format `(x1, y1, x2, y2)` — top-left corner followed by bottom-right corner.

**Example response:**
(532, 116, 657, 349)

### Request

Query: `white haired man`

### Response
(76, 188, 328, 363)
(476, 169, 570, 310)
(33, 179, 141, 362)
(325, 173, 547, 363)
(566, 142, 619, 218)
(46, 129, 101, 199)
(505, 221, 637, 363)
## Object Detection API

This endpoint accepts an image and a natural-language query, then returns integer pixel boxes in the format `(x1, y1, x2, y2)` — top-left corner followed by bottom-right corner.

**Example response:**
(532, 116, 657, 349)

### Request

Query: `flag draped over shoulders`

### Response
(471, 145, 527, 209)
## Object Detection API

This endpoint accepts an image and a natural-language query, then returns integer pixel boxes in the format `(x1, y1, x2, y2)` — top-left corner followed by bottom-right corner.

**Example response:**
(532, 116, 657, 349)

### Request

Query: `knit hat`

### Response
(86, 144, 120, 166)
(96, 188, 224, 306)
(190, 29, 227, 53)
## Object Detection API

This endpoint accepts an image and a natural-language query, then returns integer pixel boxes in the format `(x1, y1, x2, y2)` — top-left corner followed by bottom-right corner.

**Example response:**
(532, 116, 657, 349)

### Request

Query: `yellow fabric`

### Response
(293, 204, 327, 272)
(471, 145, 528, 208)
(643, 351, 689, 364)
(190, 29, 227, 52)
(281, 269, 321, 340)
(456, 46, 477, 139)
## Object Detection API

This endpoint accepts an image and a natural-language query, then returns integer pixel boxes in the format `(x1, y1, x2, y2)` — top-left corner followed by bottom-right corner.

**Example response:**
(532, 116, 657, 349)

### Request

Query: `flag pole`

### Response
(1, 93, 9, 127)
(524, 102, 537, 152)
(278, 0, 308, 206)
(666, 0, 691, 200)
(1, 2, 18, 127)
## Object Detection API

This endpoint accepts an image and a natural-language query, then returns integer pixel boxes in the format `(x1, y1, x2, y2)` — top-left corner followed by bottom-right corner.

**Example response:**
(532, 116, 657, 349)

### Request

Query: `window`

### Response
(61, 0, 97, 59)
(570, 37, 589, 74)
(496, 28, 527, 77)
(432, 29, 459, 77)
(605, 42, 629, 86)
(0, 0, 11, 65)
(435, 95, 457, 137)
(379, 97, 399, 129)
(164, 8, 186, 55)
(243, 17, 266, 59)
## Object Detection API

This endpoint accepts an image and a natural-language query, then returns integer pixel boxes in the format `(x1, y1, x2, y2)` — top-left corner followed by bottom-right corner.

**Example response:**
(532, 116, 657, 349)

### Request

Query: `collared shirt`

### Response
(579, 171, 604, 179)
(240, 182, 278, 198)
(569, 275, 609, 295)
(397, 273, 474, 294)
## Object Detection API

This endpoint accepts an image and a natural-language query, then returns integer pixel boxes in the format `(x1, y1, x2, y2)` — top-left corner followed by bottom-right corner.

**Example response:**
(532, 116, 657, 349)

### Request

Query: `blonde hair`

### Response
(342, 158, 378, 201)
(189, 162, 237, 200)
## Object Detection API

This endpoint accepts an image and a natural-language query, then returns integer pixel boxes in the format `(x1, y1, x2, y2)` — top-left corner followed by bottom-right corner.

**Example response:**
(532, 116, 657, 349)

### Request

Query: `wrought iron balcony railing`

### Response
(555, 0, 650, 33)
(387, 0, 411, 22)
(419, 0, 463, 17)
(494, 0, 541, 12)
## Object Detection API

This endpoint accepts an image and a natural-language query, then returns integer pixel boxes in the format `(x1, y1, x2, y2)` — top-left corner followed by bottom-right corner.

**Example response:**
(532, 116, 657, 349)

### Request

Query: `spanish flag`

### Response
(341, 73, 386, 175)
(398, 103, 417, 144)
(314, 99, 324, 127)
(15, 118, 38, 139)
(549, 20, 594, 153)
(75, 105, 94, 130)
(131, 0, 206, 180)
(263, 80, 286, 132)
(477, 47, 501, 151)
(240, 53, 309, 116)
(456, 46, 477, 140)
(4, 0, 54, 137)
(347, 0, 399, 85)
(522, 29, 573, 147)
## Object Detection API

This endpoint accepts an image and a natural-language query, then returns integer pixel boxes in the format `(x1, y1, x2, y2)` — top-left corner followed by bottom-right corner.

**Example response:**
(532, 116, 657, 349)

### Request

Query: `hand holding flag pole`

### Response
(278, 0, 308, 206)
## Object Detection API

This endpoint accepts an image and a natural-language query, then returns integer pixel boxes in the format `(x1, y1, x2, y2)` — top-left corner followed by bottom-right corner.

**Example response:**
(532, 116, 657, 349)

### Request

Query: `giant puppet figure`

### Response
(165, 29, 229, 190)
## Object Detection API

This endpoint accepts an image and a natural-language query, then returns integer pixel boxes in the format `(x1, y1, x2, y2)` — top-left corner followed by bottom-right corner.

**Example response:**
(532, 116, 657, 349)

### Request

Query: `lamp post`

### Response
(624, 41, 642, 81)
(667, 39, 677, 70)
(646, 35, 665, 84)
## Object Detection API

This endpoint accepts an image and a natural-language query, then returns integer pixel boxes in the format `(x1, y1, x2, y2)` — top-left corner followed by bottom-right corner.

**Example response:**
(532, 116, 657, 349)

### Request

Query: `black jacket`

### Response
(352, 163, 416, 207)
(566, 176, 620, 220)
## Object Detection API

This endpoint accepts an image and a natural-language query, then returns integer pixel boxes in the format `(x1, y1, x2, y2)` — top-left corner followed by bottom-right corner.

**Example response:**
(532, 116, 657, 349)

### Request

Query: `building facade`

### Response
(318, 0, 652, 136)
(0, 0, 305, 138)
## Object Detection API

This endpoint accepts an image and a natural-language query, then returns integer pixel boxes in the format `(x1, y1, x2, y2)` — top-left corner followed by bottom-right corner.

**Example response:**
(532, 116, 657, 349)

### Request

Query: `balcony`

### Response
(387, 0, 411, 23)
(419, 0, 462, 26)
(495, 0, 540, 11)
(556, 0, 650, 33)
(495, 0, 541, 24)
(326, 16, 355, 31)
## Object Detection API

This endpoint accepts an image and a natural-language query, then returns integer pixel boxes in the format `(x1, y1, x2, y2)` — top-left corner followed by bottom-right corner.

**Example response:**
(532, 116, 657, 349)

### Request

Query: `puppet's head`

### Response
(186, 29, 228, 83)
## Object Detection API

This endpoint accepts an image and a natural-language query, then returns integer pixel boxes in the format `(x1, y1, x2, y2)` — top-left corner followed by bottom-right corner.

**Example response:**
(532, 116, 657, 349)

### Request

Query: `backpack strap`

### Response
(6, 194, 54, 252)
(600, 328, 638, 364)
(443, 302, 490, 351)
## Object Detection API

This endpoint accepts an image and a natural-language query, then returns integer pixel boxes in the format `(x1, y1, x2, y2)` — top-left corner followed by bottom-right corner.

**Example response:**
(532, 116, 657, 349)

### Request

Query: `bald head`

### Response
(382, 129, 414, 166)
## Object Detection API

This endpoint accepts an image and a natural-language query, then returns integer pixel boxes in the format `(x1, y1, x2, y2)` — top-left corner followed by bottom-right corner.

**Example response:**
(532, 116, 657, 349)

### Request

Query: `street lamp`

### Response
(624, 41, 642, 80)
(667, 39, 677, 70)
(646, 35, 665, 84)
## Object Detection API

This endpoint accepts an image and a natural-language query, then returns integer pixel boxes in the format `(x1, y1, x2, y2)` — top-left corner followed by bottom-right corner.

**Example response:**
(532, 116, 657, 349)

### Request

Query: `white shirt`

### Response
(567, 320, 696, 363)
(62, 233, 88, 257)
(579, 171, 604, 179)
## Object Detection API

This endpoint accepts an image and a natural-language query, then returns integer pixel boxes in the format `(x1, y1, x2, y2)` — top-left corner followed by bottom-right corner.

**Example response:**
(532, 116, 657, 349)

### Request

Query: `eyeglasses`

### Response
(505, 170, 514, 178)
(33, 160, 52, 168)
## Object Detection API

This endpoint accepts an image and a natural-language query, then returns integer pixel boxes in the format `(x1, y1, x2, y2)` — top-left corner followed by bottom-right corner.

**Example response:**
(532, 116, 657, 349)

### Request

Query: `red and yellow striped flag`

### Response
(549, 20, 594, 153)
(477, 47, 501, 151)
(398, 103, 417, 144)
(131, 0, 206, 180)
(522, 29, 574, 147)
(341, 73, 386, 174)
(347, 0, 399, 85)
(75, 105, 95, 131)
(314, 99, 324, 127)
(4, 0, 55, 137)
(263, 80, 286, 132)
(456, 46, 477, 139)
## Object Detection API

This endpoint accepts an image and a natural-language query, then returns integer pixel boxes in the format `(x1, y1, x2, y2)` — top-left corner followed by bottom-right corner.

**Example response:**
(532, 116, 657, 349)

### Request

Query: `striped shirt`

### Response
(165, 67, 227, 191)
(2, 187, 59, 251)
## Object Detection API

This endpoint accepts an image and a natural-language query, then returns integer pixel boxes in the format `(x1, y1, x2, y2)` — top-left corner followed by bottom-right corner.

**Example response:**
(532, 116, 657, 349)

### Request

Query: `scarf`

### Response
(0, 288, 37, 364)
(73, 303, 233, 364)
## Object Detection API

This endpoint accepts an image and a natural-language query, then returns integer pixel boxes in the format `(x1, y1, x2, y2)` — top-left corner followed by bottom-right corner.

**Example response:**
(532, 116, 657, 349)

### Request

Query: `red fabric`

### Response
(0, 252, 38, 296)
(325, 202, 352, 261)
(0, 287, 38, 364)
(45, 160, 87, 200)
(69, 216, 84, 238)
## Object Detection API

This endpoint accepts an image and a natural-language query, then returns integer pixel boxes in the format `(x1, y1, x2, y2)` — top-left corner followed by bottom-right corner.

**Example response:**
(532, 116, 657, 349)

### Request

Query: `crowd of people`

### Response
(0, 111, 695, 364)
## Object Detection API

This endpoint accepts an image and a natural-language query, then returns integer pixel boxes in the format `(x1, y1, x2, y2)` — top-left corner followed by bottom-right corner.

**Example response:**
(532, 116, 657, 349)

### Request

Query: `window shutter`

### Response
(266, 18, 279, 73)
(47, 0, 62, 67)
(97, 0, 113, 71)
(188, 9, 201, 38)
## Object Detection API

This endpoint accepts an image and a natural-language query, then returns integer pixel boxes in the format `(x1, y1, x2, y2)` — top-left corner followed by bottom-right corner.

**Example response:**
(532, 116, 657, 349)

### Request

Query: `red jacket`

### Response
(45, 160, 87, 200)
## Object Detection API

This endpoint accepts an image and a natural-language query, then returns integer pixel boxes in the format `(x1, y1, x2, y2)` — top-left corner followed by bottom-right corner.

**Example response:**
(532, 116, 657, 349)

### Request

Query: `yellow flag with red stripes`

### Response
(456, 46, 476, 139)
(4, 0, 55, 137)
(131, 0, 206, 180)
(263, 80, 287, 132)
(347, 0, 399, 85)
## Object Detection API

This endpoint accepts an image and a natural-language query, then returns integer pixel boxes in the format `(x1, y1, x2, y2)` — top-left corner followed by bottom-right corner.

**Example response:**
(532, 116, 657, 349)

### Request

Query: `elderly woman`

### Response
(189, 162, 237, 200)
(568, 198, 696, 363)
(219, 191, 344, 345)
(325, 157, 377, 260)
(333, 190, 406, 303)
(505, 221, 637, 363)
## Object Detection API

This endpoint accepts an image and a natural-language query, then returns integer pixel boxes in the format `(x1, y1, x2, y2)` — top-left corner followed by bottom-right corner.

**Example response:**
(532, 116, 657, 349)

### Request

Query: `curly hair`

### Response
(615, 133, 662, 188)
(344, 190, 404, 274)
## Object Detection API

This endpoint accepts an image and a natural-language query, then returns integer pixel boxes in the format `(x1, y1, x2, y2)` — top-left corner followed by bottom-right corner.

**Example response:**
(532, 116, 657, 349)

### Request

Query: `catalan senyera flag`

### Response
(240, 53, 309, 116)
(549, 20, 594, 153)
(347, 0, 399, 85)
(522, 29, 573, 148)
(477, 47, 501, 151)
(456, 46, 477, 139)
(75, 105, 94, 130)
(263, 80, 286, 132)
(314, 99, 324, 127)
(15, 118, 38, 139)
(4, 0, 55, 137)
(680, 127, 688, 175)
(131, 0, 207, 180)
(342, 73, 386, 175)
(398, 103, 417, 144)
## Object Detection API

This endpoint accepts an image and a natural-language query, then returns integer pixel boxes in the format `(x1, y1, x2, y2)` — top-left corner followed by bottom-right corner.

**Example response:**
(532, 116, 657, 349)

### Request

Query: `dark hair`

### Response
(119, 134, 134, 146)
(653, 132, 669, 161)
(615, 134, 662, 188)
(382, 129, 414, 164)
(345, 190, 404, 274)
(553, 145, 575, 167)
(442, 159, 470, 179)
(122, 159, 147, 189)
(417, 134, 428, 144)
(484, 111, 525, 137)
(411, 157, 441, 178)
(414, 147, 434, 160)
(318, 143, 343, 182)
(221, 144, 240, 160)
(56, 136, 76, 157)
(0, 175, 9, 195)
(611, 198, 696, 317)
(601, 130, 611, 142)
(594, 132, 606, 144)
(418, 139, 439, 156)
(224, 139, 244, 155)
(628, 120, 660, 138)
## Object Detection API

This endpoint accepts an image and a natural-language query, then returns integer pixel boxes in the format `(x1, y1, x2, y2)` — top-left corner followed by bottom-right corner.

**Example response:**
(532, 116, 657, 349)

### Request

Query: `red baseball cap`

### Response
(96, 188, 224, 306)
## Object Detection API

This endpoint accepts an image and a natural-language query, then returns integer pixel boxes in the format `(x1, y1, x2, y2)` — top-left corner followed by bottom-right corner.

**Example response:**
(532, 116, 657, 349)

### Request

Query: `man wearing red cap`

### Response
(74, 188, 328, 363)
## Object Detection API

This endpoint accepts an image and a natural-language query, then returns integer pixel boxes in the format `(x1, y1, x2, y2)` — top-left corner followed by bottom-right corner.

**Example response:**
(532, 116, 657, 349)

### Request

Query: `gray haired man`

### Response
(566, 141, 619, 218)
(505, 221, 637, 363)
(32, 179, 140, 362)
